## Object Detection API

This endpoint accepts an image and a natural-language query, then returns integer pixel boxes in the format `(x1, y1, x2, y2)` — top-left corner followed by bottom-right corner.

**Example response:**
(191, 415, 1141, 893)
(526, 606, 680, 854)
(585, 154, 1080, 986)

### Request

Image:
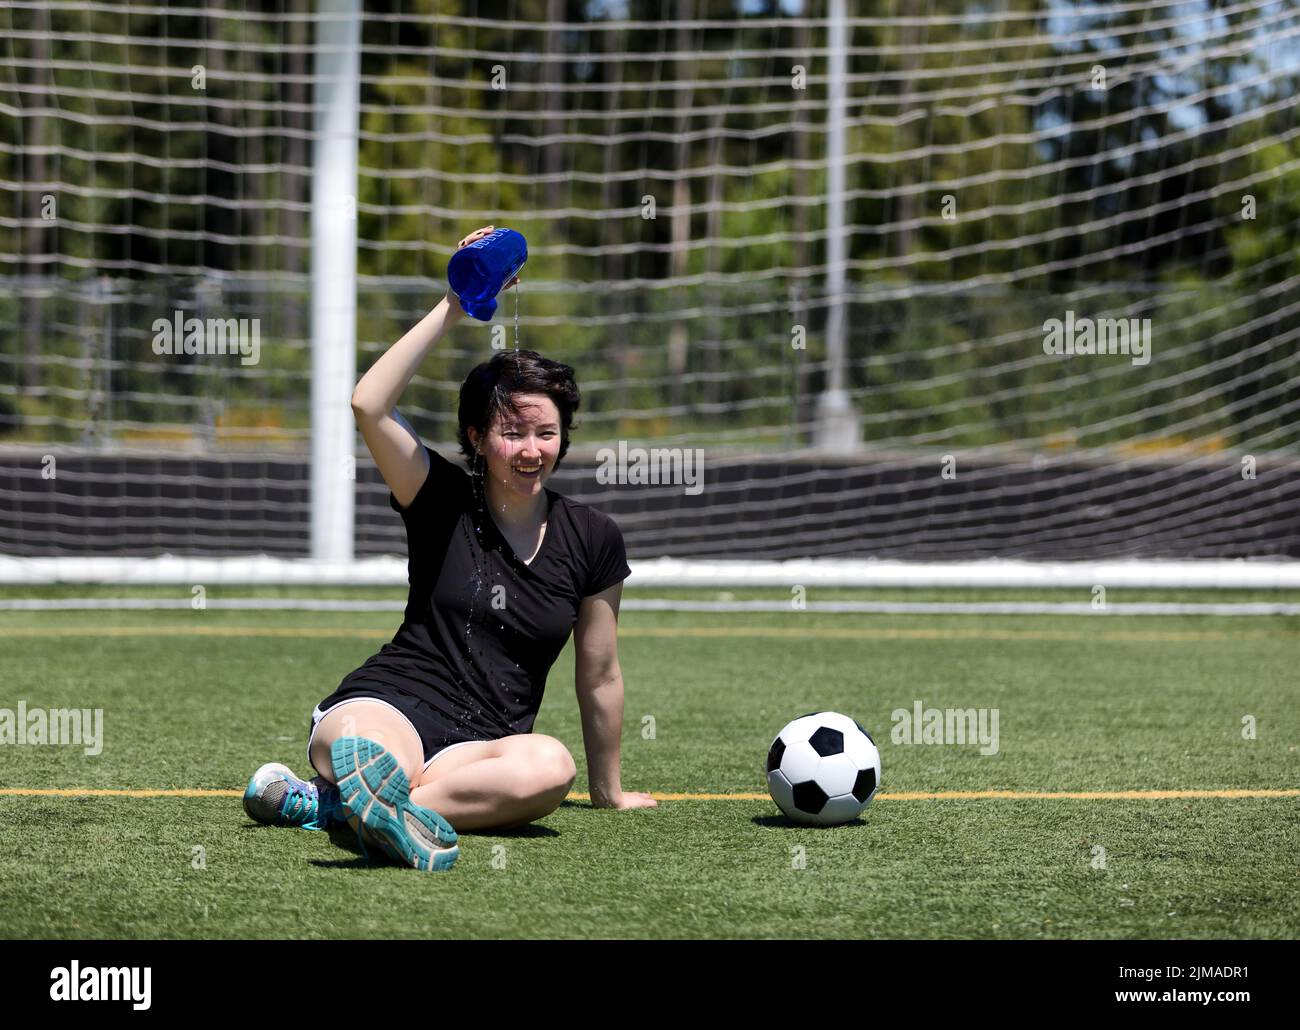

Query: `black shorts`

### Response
(307, 678, 494, 775)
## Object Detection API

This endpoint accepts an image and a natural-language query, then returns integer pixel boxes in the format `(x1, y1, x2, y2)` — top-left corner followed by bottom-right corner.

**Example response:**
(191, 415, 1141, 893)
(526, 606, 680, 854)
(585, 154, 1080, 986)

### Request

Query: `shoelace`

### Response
(278, 779, 318, 823)
(294, 781, 350, 833)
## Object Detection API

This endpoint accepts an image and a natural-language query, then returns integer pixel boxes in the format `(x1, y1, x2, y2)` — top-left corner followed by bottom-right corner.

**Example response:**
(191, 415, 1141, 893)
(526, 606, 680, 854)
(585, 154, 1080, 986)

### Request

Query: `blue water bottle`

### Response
(447, 228, 528, 321)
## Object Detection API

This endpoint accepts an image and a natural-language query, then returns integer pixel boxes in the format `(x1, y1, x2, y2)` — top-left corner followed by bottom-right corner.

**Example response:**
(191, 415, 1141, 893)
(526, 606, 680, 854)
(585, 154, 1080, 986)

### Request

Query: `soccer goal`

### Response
(1, 0, 1297, 590)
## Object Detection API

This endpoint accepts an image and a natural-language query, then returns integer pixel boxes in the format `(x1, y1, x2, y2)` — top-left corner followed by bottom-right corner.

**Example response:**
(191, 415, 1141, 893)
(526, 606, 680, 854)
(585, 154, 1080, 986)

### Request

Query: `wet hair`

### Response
(457, 349, 580, 472)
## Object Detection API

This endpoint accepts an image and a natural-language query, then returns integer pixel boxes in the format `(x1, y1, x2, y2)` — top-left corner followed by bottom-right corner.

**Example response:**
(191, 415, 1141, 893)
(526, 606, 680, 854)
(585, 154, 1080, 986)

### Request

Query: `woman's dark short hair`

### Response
(457, 349, 580, 470)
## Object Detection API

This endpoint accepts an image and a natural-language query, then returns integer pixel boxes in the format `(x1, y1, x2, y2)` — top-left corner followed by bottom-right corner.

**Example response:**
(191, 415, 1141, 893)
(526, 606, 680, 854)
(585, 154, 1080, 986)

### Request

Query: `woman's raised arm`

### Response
(351, 225, 501, 507)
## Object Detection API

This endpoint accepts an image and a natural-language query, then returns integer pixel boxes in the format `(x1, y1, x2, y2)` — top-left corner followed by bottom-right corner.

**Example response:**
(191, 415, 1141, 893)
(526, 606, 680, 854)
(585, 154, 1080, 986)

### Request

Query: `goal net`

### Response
(1, 0, 1297, 586)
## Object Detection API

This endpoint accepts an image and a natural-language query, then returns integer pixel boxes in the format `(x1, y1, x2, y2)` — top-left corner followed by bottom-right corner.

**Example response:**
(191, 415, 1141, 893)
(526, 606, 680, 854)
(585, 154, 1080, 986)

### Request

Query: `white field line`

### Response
(1, 597, 1299, 615)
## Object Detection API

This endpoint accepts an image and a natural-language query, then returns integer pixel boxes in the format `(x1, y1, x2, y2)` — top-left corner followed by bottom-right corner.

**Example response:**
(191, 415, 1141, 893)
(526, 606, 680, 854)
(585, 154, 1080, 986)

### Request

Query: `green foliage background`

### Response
(1, 0, 1296, 451)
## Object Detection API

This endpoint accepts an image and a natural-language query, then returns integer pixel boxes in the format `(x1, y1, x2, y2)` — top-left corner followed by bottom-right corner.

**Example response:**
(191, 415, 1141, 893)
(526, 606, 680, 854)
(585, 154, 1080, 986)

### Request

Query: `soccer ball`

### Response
(766, 711, 881, 825)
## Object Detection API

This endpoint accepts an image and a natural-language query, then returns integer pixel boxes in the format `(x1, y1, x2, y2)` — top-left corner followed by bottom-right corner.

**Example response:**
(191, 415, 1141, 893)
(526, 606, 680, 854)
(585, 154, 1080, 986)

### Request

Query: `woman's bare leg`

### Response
(308, 700, 458, 869)
(410, 734, 576, 831)
(308, 700, 425, 786)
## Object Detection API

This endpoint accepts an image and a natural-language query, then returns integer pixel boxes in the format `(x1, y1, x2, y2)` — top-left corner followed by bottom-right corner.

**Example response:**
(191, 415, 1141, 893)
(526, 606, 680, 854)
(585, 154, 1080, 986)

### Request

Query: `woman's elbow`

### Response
(350, 391, 379, 421)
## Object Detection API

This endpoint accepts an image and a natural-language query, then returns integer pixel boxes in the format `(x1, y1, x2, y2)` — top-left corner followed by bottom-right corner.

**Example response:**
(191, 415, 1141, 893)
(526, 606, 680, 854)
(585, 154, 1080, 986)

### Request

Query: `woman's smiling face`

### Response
(471, 393, 562, 500)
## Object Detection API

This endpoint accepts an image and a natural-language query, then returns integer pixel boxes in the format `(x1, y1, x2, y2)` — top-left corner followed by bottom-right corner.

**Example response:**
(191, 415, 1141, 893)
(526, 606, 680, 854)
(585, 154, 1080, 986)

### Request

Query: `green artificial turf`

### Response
(1, 588, 1297, 938)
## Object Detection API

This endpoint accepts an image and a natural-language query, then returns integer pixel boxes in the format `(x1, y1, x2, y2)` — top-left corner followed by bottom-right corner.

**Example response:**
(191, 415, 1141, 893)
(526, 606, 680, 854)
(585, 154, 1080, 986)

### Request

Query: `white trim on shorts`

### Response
(421, 739, 485, 774)
(307, 696, 489, 776)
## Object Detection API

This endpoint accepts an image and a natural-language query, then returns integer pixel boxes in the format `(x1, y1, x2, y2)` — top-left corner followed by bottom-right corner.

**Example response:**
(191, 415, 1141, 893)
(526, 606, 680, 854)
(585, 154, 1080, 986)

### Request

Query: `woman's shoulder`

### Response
(389, 446, 470, 517)
(548, 492, 626, 560)
(548, 492, 631, 595)
(549, 489, 619, 527)
(427, 445, 469, 478)
(423, 446, 474, 498)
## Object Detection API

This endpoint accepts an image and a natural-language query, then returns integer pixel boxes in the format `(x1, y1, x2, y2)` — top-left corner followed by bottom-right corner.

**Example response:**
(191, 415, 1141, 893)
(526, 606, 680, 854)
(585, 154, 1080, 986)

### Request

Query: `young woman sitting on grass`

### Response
(242, 225, 656, 871)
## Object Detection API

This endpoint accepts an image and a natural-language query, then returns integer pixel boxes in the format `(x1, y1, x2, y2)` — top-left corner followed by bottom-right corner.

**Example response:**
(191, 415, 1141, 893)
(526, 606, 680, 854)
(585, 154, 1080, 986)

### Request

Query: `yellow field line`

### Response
(2, 788, 1296, 801)
(0, 626, 393, 639)
(0, 788, 239, 798)
(0, 625, 1286, 643)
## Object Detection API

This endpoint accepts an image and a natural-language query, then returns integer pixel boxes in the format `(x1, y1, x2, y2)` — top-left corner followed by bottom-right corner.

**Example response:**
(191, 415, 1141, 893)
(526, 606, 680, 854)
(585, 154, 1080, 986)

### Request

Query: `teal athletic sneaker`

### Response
(243, 762, 346, 831)
(330, 736, 460, 872)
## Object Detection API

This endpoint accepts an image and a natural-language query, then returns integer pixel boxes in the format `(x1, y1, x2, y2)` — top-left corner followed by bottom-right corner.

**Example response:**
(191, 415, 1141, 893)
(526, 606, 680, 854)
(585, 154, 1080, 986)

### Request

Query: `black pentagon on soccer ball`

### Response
(852, 766, 877, 803)
(854, 719, 875, 745)
(808, 726, 844, 757)
(791, 779, 829, 814)
(766, 737, 786, 773)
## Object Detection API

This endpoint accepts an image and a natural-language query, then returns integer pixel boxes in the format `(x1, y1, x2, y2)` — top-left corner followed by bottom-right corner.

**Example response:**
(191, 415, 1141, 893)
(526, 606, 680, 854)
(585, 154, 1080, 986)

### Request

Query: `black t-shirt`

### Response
(338, 445, 632, 741)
